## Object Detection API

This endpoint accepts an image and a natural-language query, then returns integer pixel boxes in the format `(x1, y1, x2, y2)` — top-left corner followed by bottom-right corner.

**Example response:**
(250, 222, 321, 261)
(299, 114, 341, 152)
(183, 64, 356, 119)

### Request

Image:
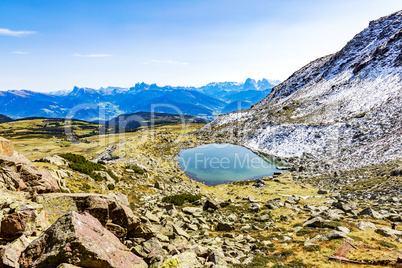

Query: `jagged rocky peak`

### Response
(258, 10, 402, 110)
(203, 10, 402, 173)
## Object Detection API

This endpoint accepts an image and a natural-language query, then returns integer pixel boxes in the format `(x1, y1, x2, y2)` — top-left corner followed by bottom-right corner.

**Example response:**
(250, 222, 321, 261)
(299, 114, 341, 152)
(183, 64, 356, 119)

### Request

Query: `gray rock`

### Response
(358, 207, 383, 220)
(161, 251, 202, 268)
(182, 207, 202, 216)
(172, 224, 190, 239)
(265, 198, 284, 209)
(207, 247, 228, 267)
(356, 221, 376, 231)
(324, 230, 349, 240)
(303, 217, 324, 228)
(336, 226, 350, 234)
(375, 227, 402, 238)
(203, 199, 220, 211)
(248, 203, 261, 212)
(145, 211, 159, 223)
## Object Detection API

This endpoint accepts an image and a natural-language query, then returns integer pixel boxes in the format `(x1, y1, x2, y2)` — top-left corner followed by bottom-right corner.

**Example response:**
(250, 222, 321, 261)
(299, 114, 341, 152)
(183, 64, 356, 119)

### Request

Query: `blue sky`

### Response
(0, 0, 401, 92)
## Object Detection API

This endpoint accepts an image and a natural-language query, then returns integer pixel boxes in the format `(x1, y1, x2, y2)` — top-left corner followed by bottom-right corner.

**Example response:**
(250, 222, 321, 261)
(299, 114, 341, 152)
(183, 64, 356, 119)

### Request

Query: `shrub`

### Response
(378, 241, 397, 248)
(348, 235, 363, 241)
(304, 244, 321, 252)
(355, 112, 367, 118)
(162, 193, 201, 206)
(107, 184, 115, 190)
(234, 254, 271, 268)
(59, 153, 117, 182)
(81, 183, 91, 190)
(267, 250, 295, 262)
(106, 170, 119, 183)
(125, 165, 145, 175)
(322, 221, 342, 229)
(296, 227, 312, 236)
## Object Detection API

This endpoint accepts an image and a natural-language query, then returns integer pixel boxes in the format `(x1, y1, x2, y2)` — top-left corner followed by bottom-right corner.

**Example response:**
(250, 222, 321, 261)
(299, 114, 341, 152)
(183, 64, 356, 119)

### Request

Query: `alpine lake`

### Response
(177, 143, 286, 186)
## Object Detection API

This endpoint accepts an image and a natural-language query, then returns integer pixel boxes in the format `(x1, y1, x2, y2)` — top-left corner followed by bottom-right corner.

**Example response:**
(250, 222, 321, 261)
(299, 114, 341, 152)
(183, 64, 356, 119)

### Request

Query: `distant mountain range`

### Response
(0, 78, 280, 121)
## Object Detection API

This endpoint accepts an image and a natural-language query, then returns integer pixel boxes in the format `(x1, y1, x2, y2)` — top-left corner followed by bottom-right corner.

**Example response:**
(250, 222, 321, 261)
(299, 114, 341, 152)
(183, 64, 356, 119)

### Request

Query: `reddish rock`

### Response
(19, 211, 148, 268)
(0, 151, 60, 194)
(33, 193, 140, 236)
(0, 211, 36, 241)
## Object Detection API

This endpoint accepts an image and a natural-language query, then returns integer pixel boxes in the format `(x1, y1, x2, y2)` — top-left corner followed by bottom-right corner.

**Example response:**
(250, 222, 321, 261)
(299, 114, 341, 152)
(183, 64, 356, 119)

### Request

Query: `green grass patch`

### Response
(296, 227, 312, 236)
(234, 254, 272, 268)
(378, 241, 397, 249)
(125, 164, 145, 175)
(355, 112, 367, 118)
(59, 153, 118, 183)
(267, 250, 295, 263)
(162, 193, 201, 206)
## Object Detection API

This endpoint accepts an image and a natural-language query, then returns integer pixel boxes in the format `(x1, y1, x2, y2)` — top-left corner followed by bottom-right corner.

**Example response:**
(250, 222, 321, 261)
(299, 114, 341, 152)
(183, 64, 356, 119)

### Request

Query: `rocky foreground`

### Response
(0, 136, 402, 267)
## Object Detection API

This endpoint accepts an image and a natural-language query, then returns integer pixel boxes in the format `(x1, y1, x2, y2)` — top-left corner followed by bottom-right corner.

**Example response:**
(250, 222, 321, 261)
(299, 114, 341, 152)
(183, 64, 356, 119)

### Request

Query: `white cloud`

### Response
(72, 53, 112, 58)
(142, 59, 189, 66)
(0, 28, 37, 37)
(12, 51, 29, 55)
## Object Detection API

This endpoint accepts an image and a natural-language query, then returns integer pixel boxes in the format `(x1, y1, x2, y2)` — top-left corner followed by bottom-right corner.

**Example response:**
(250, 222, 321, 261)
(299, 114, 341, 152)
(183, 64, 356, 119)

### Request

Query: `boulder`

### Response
(358, 207, 383, 220)
(0, 235, 34, 268)
(49, 170, 70, 193)
(172, 224, 190, 239)
(0, 151, 60, 194)
(248, 203, 261, 212)
(324, 230, 349, 240)
(144, 211, 159, 223)
(317, 189, 328, 195)
(154, 181, 166, 190)
(0, 210, 36, 240)
(217, 222, 234, 232)
(19, 211, 147, 268)
(34, 155, 68, 166)
(32, 193, 140, 235)
(303, 217, 324, 228)
(203, 199, 220, 211)
(336, 226, 350, 234)
(265, 198, 284, 209)
(207, 247, 228, 267)
(332, 201, 358, 212)
(182, 207, 202, 215)
(356, 221, 376, 231)
(160, 251, 202, 268)
(0, 137, 13, 157)
(375, 228, 402, 238)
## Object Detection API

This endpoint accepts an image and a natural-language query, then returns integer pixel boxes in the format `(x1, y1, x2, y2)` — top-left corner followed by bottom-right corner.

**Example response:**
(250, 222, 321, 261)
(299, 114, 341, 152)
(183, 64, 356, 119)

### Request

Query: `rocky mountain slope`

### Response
(202, 10, 402, 173)
(1, 132, 401, 267)
(0, 78, 279, 121)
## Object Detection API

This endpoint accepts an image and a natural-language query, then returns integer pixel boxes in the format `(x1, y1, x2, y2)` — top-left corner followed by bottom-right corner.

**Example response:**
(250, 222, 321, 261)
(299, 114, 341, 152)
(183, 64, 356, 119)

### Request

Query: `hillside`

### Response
(0, 118, 111, 141)
(105, 111, 209, 130)
(0, 114, 13, 124)
(201, 10, 402, 173)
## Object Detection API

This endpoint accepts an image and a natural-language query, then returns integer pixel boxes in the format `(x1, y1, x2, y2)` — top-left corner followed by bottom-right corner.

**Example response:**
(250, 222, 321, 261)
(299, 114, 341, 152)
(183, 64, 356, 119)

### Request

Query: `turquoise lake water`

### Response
(177, 143, 283, 185)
